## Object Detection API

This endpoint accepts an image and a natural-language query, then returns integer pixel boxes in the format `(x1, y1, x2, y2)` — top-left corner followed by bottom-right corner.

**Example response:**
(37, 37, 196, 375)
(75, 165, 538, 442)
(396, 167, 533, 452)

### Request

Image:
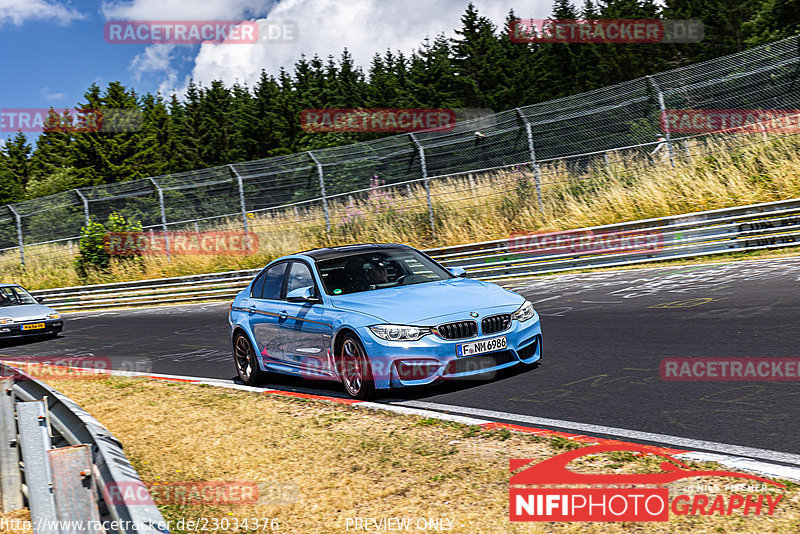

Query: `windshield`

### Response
(316, 248, 452, 295)
(0, 286, 38, 306)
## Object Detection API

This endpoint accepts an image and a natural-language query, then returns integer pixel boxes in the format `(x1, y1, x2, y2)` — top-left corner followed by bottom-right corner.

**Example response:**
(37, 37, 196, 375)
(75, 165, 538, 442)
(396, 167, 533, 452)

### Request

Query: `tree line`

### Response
(1, 0, 798, 205)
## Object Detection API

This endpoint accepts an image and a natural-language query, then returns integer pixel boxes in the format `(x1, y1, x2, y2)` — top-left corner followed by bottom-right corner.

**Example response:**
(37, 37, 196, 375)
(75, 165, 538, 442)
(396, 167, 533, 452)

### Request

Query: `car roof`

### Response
(0, 283, 21, 288)
(299, 243, 411, 261)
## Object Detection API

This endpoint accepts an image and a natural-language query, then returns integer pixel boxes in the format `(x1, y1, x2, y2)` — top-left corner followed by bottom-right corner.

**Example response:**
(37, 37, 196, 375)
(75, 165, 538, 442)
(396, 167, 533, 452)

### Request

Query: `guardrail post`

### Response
(647, 75, 676, 168)
(408, 133, 435, 236)
(149, 178, 170, 261)
(228, 164, 249, 238)
(75, 189, 90, 226)
(7, 206, 24, 267)
(0, 377, 23, 512)
(307, 151, 330, 232)
(17, 400, 59, 531)
(515, 108, 544, 212)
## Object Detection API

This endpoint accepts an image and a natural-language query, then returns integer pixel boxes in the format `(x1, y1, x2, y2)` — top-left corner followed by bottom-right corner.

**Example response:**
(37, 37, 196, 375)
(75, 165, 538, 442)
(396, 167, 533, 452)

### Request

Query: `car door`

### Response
(247, 262, 288, 364)
(278, 260, 334, 377)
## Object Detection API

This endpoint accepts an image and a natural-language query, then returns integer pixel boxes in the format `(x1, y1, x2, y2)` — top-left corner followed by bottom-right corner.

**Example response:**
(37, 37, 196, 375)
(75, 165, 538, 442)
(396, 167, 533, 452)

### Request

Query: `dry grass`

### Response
(4, 133, 800, 290)
(0, 377, 794, 533)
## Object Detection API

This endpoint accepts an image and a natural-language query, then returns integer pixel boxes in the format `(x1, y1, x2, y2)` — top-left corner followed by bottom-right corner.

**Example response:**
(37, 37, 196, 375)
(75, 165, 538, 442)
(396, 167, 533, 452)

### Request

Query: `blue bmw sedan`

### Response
(228, 243, 542, 399)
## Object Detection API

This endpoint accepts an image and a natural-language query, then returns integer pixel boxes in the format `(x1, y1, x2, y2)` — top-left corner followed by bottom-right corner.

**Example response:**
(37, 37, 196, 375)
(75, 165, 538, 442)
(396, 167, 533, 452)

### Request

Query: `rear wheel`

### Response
(233, 333, 266, 386)
(337, 334, 375, 400)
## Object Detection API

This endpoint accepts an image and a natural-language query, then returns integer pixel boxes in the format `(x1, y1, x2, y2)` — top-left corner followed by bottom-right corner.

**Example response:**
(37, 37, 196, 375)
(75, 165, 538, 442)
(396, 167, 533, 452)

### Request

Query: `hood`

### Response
(329, 278, 523, 324)
(0, 304, 53, 322)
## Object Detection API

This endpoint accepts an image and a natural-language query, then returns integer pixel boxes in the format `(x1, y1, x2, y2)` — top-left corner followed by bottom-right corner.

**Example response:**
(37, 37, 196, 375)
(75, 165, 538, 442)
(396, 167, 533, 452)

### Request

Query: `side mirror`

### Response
(448, 267, 467, 278)
(286, 286, 320, 304)
(36, 297, 45, 303)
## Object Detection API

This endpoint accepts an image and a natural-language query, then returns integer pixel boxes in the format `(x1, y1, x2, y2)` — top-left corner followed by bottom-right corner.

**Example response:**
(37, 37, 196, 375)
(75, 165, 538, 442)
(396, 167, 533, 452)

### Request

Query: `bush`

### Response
(75, 212, 142, 278)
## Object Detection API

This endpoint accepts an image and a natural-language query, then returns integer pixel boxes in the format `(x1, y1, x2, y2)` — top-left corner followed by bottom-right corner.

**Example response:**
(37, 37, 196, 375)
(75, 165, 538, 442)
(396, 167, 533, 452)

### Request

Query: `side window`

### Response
(255, 263, 287, 300)
(285, 262, 315, 297)
(250, 271, 266, 299)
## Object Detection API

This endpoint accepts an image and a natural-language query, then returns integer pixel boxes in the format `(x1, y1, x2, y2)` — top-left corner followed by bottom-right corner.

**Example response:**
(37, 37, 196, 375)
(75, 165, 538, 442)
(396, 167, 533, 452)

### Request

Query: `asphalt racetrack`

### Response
(2, 257, 799, 457)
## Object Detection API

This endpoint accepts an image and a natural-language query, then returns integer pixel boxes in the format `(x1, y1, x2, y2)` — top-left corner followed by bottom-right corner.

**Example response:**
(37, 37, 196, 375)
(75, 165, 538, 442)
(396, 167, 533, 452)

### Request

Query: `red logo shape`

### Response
(510, 443, 785, 487)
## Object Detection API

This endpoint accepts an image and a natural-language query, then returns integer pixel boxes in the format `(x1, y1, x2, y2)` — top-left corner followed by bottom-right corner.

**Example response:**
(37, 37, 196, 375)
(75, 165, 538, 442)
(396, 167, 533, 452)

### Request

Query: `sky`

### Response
(0, 0, 554, 145)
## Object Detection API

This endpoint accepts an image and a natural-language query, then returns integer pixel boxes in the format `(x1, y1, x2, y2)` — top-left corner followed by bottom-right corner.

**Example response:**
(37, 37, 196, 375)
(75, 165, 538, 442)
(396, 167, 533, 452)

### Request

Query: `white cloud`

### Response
(129, 43, 178, 85)
(40, 86, 67, 101)
(0, 0, 86, 26)
(106, 0, 555, 96)
(101, 0, 271, 20)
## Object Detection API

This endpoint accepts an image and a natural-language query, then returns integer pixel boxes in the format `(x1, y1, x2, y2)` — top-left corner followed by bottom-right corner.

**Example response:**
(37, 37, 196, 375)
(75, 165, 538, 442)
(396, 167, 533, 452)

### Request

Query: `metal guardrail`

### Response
(32, 269, 261, 312)
(0, 364, 168, 534)
(29, 197, 800, 312)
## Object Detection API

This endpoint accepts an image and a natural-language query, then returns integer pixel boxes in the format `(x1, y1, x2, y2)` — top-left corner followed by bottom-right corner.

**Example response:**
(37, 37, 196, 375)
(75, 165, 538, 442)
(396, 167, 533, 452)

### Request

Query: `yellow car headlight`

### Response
(0, 317, 13, 325)
(46, 313, 60, 320)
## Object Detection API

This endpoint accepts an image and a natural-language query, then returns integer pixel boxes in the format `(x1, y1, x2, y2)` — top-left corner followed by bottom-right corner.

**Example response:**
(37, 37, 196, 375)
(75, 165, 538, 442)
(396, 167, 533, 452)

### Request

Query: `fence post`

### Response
(683, 139, 692, 164)
(7, 206, 24, 267)
(307, 151, 330, 232)
(647, 75, 676, 168)
(149, 178, 170, 261)
(75, 189, 90, 226)
(228, 164, 249, 237)
(515, 108, 544, 212)
(408, 133, 435, 236)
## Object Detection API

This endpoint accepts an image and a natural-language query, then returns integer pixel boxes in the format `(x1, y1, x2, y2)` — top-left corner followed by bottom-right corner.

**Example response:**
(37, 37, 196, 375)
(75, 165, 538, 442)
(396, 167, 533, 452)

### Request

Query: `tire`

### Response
(337, 333, 375, 400)
(233, 333, 266, 386)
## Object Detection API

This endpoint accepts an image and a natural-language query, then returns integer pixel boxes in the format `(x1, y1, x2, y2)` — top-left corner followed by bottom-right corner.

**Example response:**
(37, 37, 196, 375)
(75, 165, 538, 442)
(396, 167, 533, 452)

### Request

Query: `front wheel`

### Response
(233, 333, 266, 386)
(337, 334, 375, 400)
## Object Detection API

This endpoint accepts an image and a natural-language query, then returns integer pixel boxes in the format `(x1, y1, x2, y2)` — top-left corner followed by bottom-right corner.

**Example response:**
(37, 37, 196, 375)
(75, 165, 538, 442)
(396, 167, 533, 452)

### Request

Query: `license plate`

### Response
(22, 323, 45, 331)
(457, 336, 507, 357)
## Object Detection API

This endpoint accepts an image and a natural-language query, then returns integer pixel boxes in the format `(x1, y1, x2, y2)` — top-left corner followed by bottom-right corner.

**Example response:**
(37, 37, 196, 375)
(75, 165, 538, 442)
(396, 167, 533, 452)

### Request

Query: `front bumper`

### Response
(358, 316, 542, 390)
(0, 320, 63, 339)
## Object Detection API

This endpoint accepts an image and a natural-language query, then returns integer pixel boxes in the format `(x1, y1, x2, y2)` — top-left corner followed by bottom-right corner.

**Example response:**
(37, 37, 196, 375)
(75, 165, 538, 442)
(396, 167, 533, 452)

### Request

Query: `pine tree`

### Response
(451, 3, 505, 109)
(407, 35, 459, 107)
(3, 132, 32, 191)
(252, 70, 283, 157)
(198, 80, 236, 166)
(71, 82, 144, 184)
(534, 0, 584, 100)
(132, 93, 173, 178)
(29, 109, 77, 185)
(494, 9, 538, 108)
(0, 138, 24, 204)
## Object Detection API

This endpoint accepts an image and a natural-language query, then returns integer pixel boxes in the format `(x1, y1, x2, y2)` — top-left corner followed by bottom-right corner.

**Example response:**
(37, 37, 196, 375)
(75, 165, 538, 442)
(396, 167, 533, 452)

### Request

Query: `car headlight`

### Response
(370, 325, 432, 341)
(512, 300, 535, 322)
(0, 317, 13, 325)
(47, 313, 60, 320)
